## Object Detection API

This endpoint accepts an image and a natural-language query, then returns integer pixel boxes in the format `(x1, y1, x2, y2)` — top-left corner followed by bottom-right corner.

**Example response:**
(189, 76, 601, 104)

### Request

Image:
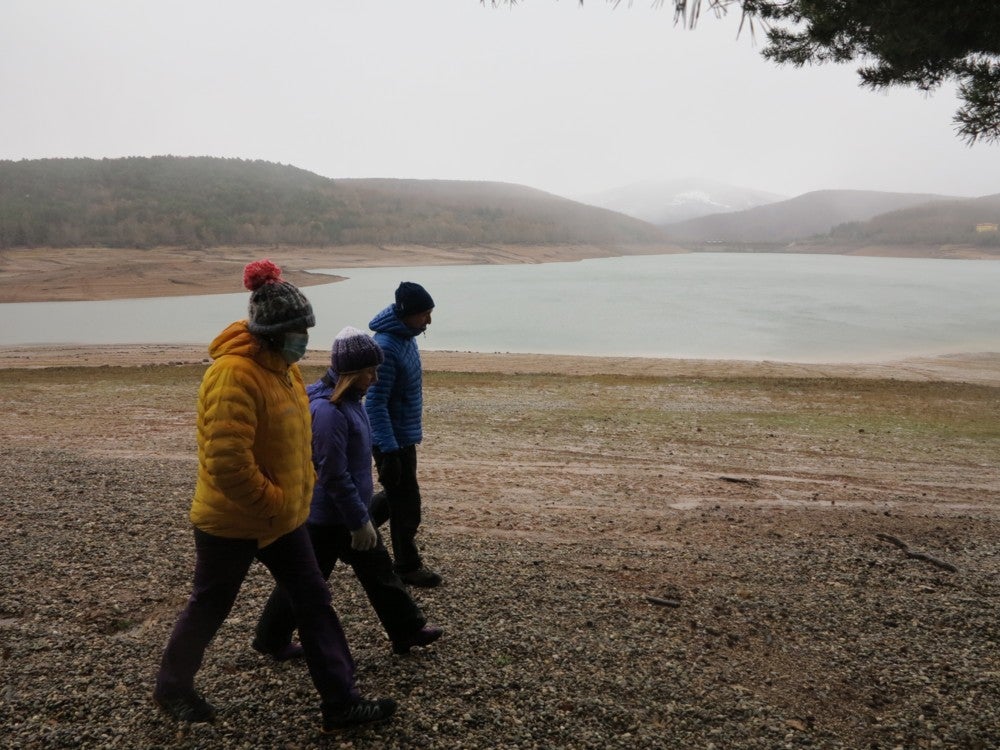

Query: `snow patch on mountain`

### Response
(574, 179, 786, 225)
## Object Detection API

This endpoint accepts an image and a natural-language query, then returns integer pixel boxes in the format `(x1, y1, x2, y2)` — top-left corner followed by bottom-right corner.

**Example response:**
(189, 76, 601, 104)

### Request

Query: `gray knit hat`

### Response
(243, 259, 315, 335)
(331, 326, 384, 373)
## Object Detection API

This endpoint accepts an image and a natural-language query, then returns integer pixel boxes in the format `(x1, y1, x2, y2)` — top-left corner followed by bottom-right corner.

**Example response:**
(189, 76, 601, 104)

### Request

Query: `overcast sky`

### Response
(3, 0, 998, 201)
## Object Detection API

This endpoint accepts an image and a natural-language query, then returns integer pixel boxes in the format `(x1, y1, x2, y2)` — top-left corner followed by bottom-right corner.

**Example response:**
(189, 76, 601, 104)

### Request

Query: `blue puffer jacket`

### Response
(306, 372, 374, 530)
(366, 305, 424, 453)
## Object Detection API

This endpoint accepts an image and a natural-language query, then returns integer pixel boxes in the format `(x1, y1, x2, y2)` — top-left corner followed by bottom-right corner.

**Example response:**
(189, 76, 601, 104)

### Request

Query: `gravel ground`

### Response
(1, 359, 999, 749)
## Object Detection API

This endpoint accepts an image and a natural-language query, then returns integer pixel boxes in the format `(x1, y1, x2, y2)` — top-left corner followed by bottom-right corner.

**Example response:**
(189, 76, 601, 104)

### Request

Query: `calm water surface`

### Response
(2, 253, 999, 362)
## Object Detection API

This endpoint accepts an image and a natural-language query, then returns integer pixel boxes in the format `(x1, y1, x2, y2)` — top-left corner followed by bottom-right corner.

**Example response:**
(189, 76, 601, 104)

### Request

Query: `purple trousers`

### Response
(155, 525, 359, 709)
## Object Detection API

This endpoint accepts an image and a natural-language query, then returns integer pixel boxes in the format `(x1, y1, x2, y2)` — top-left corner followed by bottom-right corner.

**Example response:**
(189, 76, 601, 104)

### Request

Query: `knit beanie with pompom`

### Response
(330, 326, 384, 373)
(243, 259, 315, 336)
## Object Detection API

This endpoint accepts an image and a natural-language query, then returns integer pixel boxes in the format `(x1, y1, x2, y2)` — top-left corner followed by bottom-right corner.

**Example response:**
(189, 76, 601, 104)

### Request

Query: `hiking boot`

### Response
(392, 625, 443, 655)
(398, 566, 442, 588)
(153, 690, 217, 723)
(252, 641, 305, 662)
(321, 697, 397, 732)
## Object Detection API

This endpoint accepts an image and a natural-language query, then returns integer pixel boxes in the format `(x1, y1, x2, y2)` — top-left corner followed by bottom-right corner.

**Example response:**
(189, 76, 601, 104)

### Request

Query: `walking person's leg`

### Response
(252, 524, 338, 661)
(369, 488, 390, 528)
(154, 529, 256, 721)
(386, 445, 441, 586)
(252, 583, 300, 660)
(341, 526, 441, 652)
(387, 444, 421, 571)
(258, 525, 396, 729)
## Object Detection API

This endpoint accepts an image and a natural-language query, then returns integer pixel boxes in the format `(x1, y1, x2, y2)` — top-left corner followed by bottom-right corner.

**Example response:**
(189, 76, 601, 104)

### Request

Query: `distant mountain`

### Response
(574, 178, 786, 225)
(661, 189, 957, 244)
(0, 157, 669, 249)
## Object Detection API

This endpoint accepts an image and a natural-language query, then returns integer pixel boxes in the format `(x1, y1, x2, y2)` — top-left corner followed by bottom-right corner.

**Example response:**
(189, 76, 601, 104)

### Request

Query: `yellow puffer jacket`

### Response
(189, 321, 315, 548)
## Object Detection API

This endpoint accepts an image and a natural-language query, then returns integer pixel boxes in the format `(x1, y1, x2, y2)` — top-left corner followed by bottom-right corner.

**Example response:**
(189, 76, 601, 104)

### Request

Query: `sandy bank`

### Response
(0, 244, 678, 303)
(2, 344, 999, 386)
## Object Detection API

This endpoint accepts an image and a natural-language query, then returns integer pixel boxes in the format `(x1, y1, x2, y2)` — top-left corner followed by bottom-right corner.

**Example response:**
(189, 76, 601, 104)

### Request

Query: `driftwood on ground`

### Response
(719, 476, 760, 487)
(875, 533, 958, 572)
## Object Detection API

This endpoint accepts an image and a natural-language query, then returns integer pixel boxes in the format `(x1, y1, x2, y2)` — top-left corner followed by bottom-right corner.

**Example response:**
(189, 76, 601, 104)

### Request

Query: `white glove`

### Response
(350, 521, 377, 552)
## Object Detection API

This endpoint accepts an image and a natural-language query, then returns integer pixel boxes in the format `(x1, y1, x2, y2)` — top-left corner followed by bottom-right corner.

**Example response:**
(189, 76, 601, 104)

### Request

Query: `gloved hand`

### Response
(377, 451, 403, 487)
(350, 520, 377, 552)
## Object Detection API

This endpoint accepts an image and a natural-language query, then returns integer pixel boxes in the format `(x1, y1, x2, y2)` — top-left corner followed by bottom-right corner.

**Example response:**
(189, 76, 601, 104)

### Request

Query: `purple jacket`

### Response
(306, 371, 374, 530)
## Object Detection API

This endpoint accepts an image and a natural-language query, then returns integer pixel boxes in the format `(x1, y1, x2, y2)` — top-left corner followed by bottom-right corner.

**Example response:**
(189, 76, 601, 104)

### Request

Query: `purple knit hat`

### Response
(330, 326, 384, 373)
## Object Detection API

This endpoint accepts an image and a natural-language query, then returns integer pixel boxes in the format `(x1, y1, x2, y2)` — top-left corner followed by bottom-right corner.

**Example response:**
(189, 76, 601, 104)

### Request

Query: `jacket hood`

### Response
(210, 320, 287, 373)
(306, 374, 335, 404)
(369, 305, 416, 339)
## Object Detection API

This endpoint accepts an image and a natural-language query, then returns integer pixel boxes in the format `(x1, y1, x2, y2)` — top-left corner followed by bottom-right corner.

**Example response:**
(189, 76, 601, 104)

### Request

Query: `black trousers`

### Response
(254, 522, 425, 649)
(371, 443, 424, 573)
(158, 526, 358, 707)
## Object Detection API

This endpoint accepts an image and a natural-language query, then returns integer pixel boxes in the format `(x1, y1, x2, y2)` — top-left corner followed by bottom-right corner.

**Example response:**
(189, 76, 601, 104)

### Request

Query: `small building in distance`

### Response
(975, 222, 998, 233)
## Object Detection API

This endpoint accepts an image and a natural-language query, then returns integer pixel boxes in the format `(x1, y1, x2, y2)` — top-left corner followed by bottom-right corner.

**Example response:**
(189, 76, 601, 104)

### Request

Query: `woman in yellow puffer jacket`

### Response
(153, 260, 396, 734)
(189, 317, 314, 546)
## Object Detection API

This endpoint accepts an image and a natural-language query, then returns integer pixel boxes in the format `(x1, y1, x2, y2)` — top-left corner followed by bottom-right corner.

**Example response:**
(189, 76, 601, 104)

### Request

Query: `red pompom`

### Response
(243, 259, 282, 291)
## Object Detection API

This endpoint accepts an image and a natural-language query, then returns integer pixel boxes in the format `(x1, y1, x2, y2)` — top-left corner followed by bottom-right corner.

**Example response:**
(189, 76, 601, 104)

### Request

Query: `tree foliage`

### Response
(0, 157, 666, 250)
(826, 194, 1000, 247)
(498, 1, 1000, 143)
(736, 0, 1000, 144)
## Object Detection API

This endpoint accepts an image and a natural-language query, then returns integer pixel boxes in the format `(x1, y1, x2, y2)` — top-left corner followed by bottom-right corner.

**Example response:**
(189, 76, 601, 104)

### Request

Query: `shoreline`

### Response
(3, 245, 999, 386)
(2, 244, 998, 304)
(2, 343, 998, 385)
(0, 244, 677, 303)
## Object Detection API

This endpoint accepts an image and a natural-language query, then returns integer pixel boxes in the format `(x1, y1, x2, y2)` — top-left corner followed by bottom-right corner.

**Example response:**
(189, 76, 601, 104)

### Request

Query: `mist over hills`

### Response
(0, 157, 668, 250)
(561, 180, 999, 251)
(660, 189, 962, 244)
(1, 157, 996, 254)
(575, 178, 786, 225)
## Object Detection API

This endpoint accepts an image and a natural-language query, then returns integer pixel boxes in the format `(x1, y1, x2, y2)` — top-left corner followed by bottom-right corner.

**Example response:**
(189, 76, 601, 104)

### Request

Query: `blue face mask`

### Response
(281, 332, 309, 364)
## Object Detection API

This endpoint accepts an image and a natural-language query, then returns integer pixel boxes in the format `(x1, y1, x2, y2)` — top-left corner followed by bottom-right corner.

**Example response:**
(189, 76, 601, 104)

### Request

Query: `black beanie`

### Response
(394, 281, 434, 316)
(243, 259, 316, 336)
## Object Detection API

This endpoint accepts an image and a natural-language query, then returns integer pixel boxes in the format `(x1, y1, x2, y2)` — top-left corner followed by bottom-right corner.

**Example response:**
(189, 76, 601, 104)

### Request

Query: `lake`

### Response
(2, 253, 999, 362)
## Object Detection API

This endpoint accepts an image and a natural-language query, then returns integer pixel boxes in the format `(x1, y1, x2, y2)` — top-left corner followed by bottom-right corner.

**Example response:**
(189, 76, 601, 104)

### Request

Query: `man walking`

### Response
(366, 282, 442, 588)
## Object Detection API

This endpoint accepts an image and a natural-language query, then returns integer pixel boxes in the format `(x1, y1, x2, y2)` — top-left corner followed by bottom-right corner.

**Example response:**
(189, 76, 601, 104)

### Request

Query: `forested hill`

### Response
(660, 189, 958, 244)
(823, 193, 1000, 246)
(0, 157, 668, 249)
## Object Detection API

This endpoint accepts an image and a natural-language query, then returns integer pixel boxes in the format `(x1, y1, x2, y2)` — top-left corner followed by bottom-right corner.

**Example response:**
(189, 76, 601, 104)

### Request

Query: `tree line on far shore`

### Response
(826, 196, 1000, 248)
(3, 156, 997, 252)
(0, 156, 668, 250)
